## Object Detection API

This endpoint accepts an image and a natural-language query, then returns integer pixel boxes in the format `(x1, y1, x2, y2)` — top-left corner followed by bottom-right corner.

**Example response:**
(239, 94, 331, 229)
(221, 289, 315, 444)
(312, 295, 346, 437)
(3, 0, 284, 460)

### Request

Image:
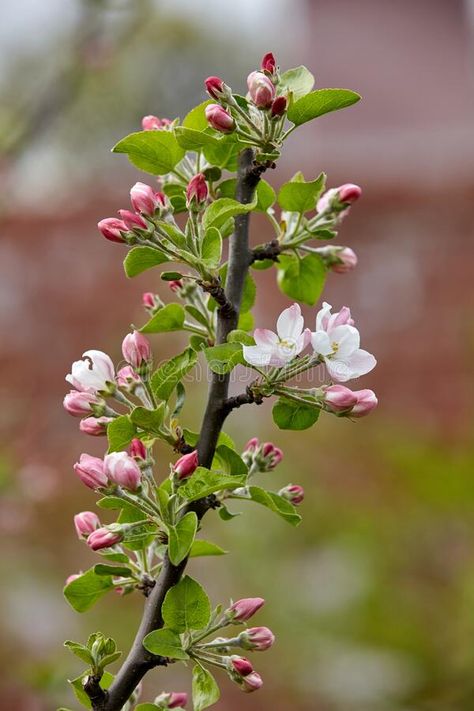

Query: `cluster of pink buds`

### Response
(142, 291, 162, 313)
(186, 173, 208, 210)
(323, 384, 378, 417)
(173, 450, 199, 481)
(242, 438, 283, 472)
(141, 115, 172, 131)
(73, 450, 142, 492)
(73, 510, 123, 551)
(98, 182, 167, 245)
(226, 656, 263, 694)
(279, 483, 305, 505)
(154, 691, 188, 709)
(314, 245, 358, 274)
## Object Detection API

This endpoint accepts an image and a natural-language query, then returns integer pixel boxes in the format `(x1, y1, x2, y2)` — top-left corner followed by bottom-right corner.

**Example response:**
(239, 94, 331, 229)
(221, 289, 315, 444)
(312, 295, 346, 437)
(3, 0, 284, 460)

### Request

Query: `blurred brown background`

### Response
(1, 1, 474, 709)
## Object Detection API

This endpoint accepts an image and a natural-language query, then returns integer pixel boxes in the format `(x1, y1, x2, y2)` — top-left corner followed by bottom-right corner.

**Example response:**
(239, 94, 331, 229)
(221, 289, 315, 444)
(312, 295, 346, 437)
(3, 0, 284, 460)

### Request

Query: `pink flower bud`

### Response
(79, 416, 113, 436)
(74, 511, 100, 538)
(63, 390, 101, 417)
(332, 306, 354, 327)
(245, 437, 259, 452)
(351, 389, 378, 417)
(155, 191, 167, 209)
(141, 115, 162, 130)
(271, 96, 287, 117)
(142, 292, 155, 309)
(279, 484, 304, 505)
(122, 330, 152, 369)
(118, 209, 147, 231)
(339, 183, 362, 204)
(261, 52, 276, 75)
(65, 573, 81, 586)
(104, 452, 142, 491)
(205, 103, 235, 134)
(247, 71, 276, 108)
(73, 453, 108, 490)
(230, 656, 253, 677)
(205, 76, 225, 100)
(186, 174, 208, 207)
(168, 692, 188, 708)
(87, 527, 122, 551)
(116, 365, 141, 390)
(238, 626, 275, 651)
(169, 280, 183, 293)
(98, 218, 127, 243)
(323, 384, 358, 412)
(174, 450, 199, 480)
(130, 182, 159, 216)
(241, 672, 263, 693)
(229, 597, 265, 622)
(261, 442, 283, 468)
(332, 247, 358, 274)
(129, 438, 147, 460)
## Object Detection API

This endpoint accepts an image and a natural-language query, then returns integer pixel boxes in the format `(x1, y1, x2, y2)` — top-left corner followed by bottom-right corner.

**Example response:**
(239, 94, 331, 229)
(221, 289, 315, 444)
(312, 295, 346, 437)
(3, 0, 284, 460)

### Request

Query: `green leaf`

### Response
(183, 100, 213, 130)
(278, 172, 326, 213)
(219, 504, 241, 521)
(175, 126, 221, 150)
(201, 227, 222, 268)
(168, 511, 198, 565)
(64, 641, 95, 666)
(247, 485, 301, 526)
(182, 428, 235, 451)
(97, 496, 143, 516)
(227, 329, 255, 346)
(93, 564, 132, 577)
(135, 705, 160, 711)
(272, 397, 320, 430)
(69, 671, 114, 709)
(112, 130, 185, 175)
(203, 134, 244, 170)
(64, 569, 114, 613)
(204, 342, 244, 374)
(218, 178, 276, 212)
(237, 310, 254, 331)
(162, 575, 211, 632)
(202, 197, 256, 231)
(214, 444, 248, 477)
(192, 665, 220, 711)
(277, 253, 326, 305)
(143, 628, 189, 660)
(151, 348, 197, 401)
(280, 65, 315, 100)
(178, 466, 246, 502)
(106, 416, 136, 454)
(163, 183, 186, 213)
(130, 404, 166, 434)
(160, 271, 185, 281)
(140, 303, 185, 333)
(190, 540, 228, 557)
(288, 88, 361, 126)
(123, 246, 168, 278)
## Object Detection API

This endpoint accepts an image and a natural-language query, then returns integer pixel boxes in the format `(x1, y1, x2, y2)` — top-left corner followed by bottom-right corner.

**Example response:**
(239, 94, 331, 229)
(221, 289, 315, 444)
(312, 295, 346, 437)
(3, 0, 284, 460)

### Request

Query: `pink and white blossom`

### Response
(351, 388, 378, 417)
(104, 451, 142, 491)
(63, 390, 101, 417)
(205, 103, 235, 133)
(66, 350, 115, 393)
(247, 71, 276, 108)
(116, 365, 141, 389)
(122, 330, 151, 369)
(97, 218, 127, 243)
(74, 511, 100, 538)
(79, 416, 113, 436)
(323, 384, 358, 412)
(311, 302, 376, 383)
(243, 303, 311, 367)
(240, 672, 263, 693)
(73, 453, 108, 490)
(87, 527, 122, 551)
(130, 182, 160, 216)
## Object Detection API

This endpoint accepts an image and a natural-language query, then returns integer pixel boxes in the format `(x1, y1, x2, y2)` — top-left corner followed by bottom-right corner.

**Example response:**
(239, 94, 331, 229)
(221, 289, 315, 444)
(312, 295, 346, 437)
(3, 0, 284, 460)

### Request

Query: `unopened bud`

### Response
(98, 218, 127, 243)
(279, 484, 304, 505)
(129, 438, 147, 460)
(205, 104, 235, 134)
(323, 384, 358, 412)
(240, 672, 263, 693)
(169, 280, 183, 293)
(104, 452, 142, 491)
(261, 52, 277, 76)
(87, 527, 123, 551)
(205, 76, 226, 100)
(79, 416, 113, 436)
(118, 209, 147, 231)
(142, 114, 162, 130)
(142, 292, 156, 309)
(116, 365, 141, 391)
(130, 182, 160, 216)
(247, 71, 276, 108)
(271, 96, 287, 117)
(228, 597, 265, 622)
(154, 691, 188, 709)
(74, 511, 100, 538)
(238, 626, 275, 651)
(351, 389, 378, 417)
(229, 655, 253, 677)
(186, 174, 208, 208)
(63, 390, 101, 417)
(73, 453, 108, 490)
(122, 330, 152, 369)
(174, 450, 199, 480)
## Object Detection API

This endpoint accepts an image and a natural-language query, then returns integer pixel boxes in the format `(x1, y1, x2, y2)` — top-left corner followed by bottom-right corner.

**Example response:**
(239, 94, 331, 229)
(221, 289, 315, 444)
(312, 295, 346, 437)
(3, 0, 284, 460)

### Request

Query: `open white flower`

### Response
(66, 350, 115, 393)
(243, 303, 311, 367)
(311, 302, 376, 382)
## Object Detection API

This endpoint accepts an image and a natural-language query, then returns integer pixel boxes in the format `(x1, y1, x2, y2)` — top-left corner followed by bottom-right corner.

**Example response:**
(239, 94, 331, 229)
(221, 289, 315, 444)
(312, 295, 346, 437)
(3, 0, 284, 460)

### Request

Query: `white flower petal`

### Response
(277, 303, 304, 340)
(296, 328, 312, 355)
(324, 357, 353, 383)
(311, 330, 333, 356)
(346, 348, 377, 377)
(243, 345, 275, 367)
(316, 302, 332, 332)
(330, 325, 360, 357)
(254, 329, 279, 348)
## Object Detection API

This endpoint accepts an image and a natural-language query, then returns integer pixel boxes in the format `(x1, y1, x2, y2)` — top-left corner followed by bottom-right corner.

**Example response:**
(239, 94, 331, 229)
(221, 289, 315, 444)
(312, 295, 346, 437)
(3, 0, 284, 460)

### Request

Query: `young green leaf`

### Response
(183, 100, 213, 130)
(278, 172, 326, 213)
(192, 665, 220, 711)
(277, 253, 326, 305)
(272, 397, 320, 430)
(168, 511, 198, 565)
(175, 126, 222, 150)
(288, 88, 361, 126)
(204, 342, 244, 374)
(218, 178, 276, 212)
(123, 246, 169, 278)
(130, 404, 166, 434)
(142, 628, 189, 660)
(140, 303, 185, 333)
(227, 329, 255, 346)
(202, 197, 256, 231)
(93, 564, 132, 577)
(201, 227, 222, 268)
(189, 540, 228, 557)
(64, 569, 114, 613)
(178, 467, 246, 502)
(107, 416, 136, 453)
(163, 183, 187, 213)
(182, 429, 235, 451)
(247, 485, 302, 526)
(64, 640, 95, 666)
(162, 575, 211, 633)
(279, 65, 315, 100)
(213, 444, 248, 477)
(151, 348, 197, 401)
(112, 130, 185, 174)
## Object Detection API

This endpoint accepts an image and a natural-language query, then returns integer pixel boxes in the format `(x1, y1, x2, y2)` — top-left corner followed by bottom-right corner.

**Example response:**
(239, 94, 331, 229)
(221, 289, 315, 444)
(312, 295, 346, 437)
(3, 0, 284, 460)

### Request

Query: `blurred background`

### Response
(1, 0, 474, 709)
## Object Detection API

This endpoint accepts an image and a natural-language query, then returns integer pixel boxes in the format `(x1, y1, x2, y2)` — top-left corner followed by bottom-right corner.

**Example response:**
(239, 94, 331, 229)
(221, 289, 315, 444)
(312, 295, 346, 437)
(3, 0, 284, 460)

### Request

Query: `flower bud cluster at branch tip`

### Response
(315, 245, 358, 273)
(242, 439, 283, 472)
(141, 115, 172, 130)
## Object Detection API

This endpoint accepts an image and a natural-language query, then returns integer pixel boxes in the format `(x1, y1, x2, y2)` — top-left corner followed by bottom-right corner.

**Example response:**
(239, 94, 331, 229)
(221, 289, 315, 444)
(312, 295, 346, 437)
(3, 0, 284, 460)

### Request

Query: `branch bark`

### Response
(86, 149, 262, 711)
